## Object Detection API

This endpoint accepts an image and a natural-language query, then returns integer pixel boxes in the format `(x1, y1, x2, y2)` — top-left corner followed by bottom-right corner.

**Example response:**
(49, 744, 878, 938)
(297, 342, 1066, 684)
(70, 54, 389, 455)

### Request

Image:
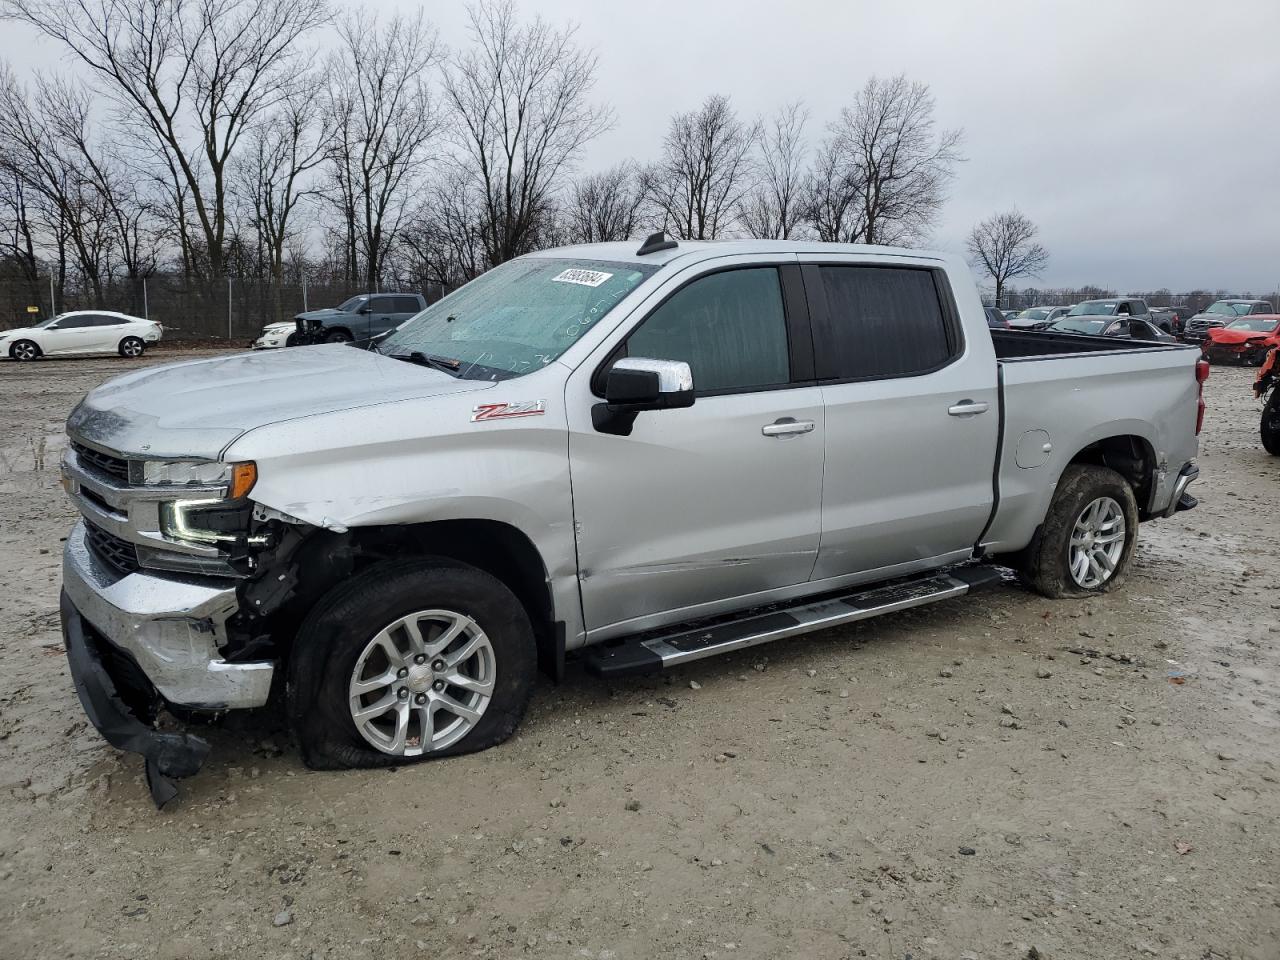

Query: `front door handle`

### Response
(762, 418, 815, 437)
(947, 400, 990, 417)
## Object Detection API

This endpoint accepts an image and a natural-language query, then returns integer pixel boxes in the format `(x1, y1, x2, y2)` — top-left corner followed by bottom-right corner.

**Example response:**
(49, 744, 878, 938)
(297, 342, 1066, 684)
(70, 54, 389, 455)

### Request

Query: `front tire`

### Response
(119, 336, 145, 358)
(9, 339, 40, 361)
(287, 559, 537, 770)
(1018, 464, 1139, 599)
(323, 328, 353, 344)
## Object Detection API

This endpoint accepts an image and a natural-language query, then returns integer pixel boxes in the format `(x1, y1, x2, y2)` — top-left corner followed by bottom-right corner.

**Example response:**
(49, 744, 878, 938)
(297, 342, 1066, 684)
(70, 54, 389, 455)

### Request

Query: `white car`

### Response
(1, 310, 162, 361)
(252, 321, 297, 350)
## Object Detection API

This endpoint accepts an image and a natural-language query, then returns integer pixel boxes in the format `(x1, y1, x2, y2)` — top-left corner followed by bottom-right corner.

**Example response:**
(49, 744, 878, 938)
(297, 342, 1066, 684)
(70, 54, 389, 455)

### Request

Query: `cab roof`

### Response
(525, 239, 949, 269)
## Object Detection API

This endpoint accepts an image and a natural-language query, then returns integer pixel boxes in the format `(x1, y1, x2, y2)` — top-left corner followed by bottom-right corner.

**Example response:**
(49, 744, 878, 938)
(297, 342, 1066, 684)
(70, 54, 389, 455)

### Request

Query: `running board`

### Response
(584, 564, 1005, 679)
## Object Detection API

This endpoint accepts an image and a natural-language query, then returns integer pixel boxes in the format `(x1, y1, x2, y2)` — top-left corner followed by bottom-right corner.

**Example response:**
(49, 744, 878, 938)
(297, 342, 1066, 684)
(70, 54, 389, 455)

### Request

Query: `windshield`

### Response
(1205, 301, 1252, 316)
(35, 313, 69, 329)
(1225, 318, 1279, 332)
(379, 258, 659, 380)
(336, 296, 368, 313)
(1067, 301, 1118, 317)
(1050, 318, 1109, 335)
(1018, 308, 1050, 321)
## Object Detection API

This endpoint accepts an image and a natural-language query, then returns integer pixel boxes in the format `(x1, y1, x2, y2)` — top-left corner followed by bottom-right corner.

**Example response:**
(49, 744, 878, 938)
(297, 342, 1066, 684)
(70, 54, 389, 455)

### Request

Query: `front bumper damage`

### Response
(61, 521, 273, 806)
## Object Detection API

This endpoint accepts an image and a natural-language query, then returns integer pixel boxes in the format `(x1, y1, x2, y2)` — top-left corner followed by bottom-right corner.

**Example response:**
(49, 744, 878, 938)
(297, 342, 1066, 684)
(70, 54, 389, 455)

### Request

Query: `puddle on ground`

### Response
(0, 431, 68, 492)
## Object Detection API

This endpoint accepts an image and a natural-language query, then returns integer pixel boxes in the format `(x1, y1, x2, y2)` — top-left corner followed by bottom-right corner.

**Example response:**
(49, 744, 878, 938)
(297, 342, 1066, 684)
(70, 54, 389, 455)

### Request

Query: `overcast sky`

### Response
(2, 0, 1278, 292)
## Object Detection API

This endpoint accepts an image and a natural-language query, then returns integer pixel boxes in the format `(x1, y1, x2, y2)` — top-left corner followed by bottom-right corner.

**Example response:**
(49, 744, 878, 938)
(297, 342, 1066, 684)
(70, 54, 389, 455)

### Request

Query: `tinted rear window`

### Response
(814, 266, 955, 380)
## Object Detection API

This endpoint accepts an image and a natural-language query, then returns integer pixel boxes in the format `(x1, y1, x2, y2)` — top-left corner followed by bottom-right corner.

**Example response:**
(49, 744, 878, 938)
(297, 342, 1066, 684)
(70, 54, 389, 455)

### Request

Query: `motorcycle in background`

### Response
(1255, 345, 1280, 455)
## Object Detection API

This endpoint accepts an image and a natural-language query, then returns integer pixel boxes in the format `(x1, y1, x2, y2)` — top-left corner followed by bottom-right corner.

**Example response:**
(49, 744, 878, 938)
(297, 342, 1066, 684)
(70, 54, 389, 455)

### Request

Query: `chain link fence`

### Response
(0, 276, 450, 342)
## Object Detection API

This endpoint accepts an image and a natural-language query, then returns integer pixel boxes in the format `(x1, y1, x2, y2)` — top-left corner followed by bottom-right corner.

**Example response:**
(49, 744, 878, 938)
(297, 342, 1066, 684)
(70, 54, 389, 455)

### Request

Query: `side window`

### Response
(94, 314, 123, 326)
(56, 315, 90, 329)
(815, 266, 954, 380)
(369, 297, 394, 313)
(625, 267, 790, 394)
(1117, 302, 1131, 315)
(393, 296, 421, 314)
(1132, 301, 1148, 316)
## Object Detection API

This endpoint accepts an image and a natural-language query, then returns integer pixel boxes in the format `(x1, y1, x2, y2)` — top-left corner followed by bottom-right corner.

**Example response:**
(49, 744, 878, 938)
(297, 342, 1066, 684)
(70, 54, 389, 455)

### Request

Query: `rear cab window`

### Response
(810, 265, 960, 381)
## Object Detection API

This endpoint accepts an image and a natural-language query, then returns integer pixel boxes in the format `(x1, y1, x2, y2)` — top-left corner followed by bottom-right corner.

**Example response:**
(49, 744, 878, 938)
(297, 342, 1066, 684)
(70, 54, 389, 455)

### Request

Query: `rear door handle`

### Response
(947, 400, 990, 417)
(762, 418, 815, 437)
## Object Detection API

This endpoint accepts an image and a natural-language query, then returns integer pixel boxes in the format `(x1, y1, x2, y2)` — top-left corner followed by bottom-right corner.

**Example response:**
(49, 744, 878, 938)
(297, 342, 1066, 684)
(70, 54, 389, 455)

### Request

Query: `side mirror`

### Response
(593, 357, 694, 435)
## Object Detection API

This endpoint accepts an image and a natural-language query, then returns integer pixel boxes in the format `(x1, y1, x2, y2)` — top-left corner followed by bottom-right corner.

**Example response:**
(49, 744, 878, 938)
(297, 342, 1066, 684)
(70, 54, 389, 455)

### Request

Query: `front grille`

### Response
(73, 442, 130, 484)
(84, 521, 140, 575)
(1186, 319, 1223, 335)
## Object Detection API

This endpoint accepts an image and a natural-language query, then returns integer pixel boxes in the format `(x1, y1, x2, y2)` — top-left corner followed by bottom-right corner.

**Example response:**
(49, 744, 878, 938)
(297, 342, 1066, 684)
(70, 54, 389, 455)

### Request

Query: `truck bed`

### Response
(990, 328, 1192, 360)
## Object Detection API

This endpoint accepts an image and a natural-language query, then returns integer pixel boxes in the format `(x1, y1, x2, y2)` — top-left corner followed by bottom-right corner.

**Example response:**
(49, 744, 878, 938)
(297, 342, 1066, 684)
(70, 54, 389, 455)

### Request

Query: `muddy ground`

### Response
(0, 348, 1277, 960)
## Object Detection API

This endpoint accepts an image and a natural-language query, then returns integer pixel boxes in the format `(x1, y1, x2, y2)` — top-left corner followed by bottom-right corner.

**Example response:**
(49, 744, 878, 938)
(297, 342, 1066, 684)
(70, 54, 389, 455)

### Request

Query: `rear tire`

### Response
(9, 339, 40, 361)
(1017, 464, 1139, 599)
(119, 336, 145, 358)
(1262, 394, 1280, 456)
(287, 559, 537, 771)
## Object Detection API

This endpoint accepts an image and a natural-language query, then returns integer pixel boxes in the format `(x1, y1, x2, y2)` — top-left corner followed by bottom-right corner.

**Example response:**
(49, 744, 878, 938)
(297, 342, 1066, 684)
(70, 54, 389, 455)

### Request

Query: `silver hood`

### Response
(67, 344, 494, 459)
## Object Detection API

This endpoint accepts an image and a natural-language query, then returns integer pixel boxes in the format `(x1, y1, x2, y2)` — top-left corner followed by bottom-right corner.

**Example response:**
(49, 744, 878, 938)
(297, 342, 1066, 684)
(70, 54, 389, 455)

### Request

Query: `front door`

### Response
(803, 261, 1000, 582)
(567, 262, 825, 637)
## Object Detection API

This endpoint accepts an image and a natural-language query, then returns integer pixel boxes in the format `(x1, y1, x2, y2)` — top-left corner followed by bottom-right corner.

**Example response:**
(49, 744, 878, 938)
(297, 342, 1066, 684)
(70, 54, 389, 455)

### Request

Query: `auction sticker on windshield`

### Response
(551, 268, 613, 287)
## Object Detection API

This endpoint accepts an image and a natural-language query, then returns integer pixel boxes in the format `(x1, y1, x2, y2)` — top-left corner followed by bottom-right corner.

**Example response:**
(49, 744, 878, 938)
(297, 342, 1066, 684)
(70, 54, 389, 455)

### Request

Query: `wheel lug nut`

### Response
(415, 693, 427, 705)
(432, 680, 445, 692)
(432, 659, 446, 672)
(414, 654, 426, 665)
(397, 667, 408, 679)
(397, 687, 409, 700)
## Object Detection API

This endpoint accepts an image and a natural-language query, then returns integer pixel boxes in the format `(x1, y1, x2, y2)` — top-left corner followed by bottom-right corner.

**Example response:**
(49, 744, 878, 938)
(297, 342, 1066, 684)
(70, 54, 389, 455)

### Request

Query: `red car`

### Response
(1202, 315, 1280, 366)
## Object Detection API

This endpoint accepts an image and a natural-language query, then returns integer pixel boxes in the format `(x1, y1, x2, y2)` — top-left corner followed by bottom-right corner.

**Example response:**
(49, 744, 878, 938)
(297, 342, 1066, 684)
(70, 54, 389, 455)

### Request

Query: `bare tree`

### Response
(2, 0, 329, 280)
(737, 101, 808, 239)
(236, 85, 327, 321)
(444, 0, 612, 267)
(801, 134, 866, 243)
(564, 163, 644, 243)
(325, 9, 442, 290)
(400, 168, 489, 291)
(966, 209, 1050, 307)
(826, 75, 962, 246)
(644, 95, 759, 240)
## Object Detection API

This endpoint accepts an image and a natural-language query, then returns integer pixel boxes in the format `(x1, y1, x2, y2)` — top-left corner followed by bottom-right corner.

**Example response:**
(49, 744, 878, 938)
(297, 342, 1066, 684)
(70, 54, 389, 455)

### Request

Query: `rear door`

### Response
(804, 260, 999, 582)
(567, 259, 825, 637)
(385, 296, 422, 334)
(365, 296, 397, 342)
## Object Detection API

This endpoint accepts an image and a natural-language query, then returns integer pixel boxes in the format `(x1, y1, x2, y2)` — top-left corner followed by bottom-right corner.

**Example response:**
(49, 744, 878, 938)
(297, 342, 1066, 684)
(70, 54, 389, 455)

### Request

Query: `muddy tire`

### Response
(9, 339, 40, 361)
(1017, 464, 1140, 599)
(287, 558, 536, 771)
(1262, 394, 1280, 456)
(118, 336, 145, 358)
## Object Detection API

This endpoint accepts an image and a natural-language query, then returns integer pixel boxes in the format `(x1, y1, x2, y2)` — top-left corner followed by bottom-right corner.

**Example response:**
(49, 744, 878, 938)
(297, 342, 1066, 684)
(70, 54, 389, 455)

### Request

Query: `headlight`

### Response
(139, 460, 257, 497)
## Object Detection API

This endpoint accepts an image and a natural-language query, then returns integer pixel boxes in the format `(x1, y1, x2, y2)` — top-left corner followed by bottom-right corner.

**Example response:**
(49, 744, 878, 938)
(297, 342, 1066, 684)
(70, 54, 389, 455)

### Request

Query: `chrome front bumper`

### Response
(62, 521, 273, 709)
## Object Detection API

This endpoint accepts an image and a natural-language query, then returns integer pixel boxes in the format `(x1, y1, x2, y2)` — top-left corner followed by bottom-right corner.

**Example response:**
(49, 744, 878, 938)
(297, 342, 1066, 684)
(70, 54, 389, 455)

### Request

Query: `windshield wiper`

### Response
(389, 351, 462, 375)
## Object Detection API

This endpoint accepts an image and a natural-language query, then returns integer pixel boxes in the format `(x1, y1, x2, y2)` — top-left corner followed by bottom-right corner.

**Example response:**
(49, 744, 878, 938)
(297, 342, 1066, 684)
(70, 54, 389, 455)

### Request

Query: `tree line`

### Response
(0, 0, 964, 325)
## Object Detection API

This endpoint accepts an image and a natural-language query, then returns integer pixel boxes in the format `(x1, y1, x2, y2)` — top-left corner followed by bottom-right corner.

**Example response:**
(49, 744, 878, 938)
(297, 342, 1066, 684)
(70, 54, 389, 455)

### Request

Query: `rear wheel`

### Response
(1017, 464, 1139, 599)
(1262, 393, 1280, 456)
(288, 559, 537, 770)
(9, 339, 40, 361)
(323, 328, 353, 344)
(118, 336, 145, 358)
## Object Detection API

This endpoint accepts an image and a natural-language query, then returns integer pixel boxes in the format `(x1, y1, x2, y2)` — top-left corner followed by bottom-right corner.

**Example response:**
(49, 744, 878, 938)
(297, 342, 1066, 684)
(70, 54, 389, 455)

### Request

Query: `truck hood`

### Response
(1206, 328, 1274, 345)
(67, 344, 494, 459)
(295, 308, 351, 323)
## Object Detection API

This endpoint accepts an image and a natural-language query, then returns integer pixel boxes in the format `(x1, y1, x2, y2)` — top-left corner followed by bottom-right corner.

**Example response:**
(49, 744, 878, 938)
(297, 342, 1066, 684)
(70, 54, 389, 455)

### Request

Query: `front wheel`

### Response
(1262, 393, 1280, 456)
(323, 328, 353, 344)
(288, 559, 537, 770)
(1017, 464, 1139, 599)
(118, 336, 145, 358)
(9, 339, 40, 361)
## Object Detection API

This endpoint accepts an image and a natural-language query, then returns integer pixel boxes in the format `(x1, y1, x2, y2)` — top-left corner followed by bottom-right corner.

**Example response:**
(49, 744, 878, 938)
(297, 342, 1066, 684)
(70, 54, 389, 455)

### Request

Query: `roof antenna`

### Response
(636, 230, 678, 256)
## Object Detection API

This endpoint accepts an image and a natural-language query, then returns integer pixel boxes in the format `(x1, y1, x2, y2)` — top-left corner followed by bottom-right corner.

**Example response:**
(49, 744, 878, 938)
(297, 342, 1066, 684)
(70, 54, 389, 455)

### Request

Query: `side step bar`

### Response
(584, 564, 1005, 679)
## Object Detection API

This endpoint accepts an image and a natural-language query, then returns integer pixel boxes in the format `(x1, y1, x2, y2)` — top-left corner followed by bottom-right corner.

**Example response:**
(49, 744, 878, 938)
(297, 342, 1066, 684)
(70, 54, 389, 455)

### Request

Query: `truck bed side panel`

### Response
(983, 347, 1199, 553)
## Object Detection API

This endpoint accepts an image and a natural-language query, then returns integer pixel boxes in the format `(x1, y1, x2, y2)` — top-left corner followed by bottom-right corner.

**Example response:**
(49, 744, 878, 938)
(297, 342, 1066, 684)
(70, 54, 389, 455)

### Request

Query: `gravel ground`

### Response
(0, 348, 1277, 960)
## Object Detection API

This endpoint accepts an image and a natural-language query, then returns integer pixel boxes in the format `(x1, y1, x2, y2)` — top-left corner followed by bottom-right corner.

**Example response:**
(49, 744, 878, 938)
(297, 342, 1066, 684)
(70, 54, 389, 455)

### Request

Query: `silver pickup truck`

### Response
(59, 237, 1205, 803)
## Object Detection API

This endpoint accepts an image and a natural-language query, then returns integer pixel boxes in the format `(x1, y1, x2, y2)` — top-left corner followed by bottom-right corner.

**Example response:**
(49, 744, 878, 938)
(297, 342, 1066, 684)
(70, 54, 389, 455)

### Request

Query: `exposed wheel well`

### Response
(1066, 435, 1157, 513)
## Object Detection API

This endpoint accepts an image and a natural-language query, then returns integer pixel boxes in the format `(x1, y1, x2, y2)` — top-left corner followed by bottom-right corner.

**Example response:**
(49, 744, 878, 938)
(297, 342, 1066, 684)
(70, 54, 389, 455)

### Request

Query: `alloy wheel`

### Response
(1068, 496, 1126, 589)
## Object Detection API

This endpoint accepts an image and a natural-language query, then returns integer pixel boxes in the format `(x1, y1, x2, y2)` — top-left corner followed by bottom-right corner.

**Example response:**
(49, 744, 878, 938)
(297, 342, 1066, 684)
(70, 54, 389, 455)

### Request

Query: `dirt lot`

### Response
(1, 348, 1277, 960)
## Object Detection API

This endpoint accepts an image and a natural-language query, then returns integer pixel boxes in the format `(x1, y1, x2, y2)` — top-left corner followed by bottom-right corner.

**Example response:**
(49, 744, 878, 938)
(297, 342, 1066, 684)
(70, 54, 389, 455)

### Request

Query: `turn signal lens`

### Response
(230, 462, 257, 499)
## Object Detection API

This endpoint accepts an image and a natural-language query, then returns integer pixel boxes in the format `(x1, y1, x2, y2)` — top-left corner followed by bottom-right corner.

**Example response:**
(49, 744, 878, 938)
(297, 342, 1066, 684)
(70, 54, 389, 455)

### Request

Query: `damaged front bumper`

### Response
(61, 521, 273, 805)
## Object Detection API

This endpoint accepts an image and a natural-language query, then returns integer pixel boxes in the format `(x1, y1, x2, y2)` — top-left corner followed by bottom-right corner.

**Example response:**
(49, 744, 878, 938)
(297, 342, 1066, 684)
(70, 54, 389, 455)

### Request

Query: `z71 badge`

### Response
(471, 400, 547, 422)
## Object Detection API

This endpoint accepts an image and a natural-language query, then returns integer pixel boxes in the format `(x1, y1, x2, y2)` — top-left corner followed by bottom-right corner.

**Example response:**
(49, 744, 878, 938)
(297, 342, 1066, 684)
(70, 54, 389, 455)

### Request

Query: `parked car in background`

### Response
(1201, 316, 1280, 365)
(57, 237, 1204, 803)
(0, 310, 161, 361)
(1002, 309, 1020, 321)
(253, 321, 298, 350)
(293, 293, 427, 346)
(1149, 306, 1193, 335)
(1048, 316, 1177, 342)
(984, 305, 1010, 328)
(1183, 299, 1276, 344)
(1010, 306, 1069, 329)
(1065, 297, 1154, 322)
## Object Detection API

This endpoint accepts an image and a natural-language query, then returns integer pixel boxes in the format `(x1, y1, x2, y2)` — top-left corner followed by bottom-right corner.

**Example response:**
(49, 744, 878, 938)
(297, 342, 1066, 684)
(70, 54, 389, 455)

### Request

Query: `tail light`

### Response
(1195, 358, 1209, 435)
